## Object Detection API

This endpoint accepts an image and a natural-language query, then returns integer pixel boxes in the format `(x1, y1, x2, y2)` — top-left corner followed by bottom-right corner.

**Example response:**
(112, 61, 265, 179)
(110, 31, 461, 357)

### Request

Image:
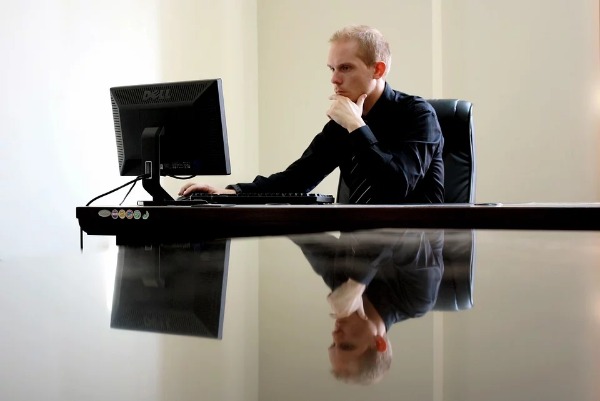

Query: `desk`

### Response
(2, 206, 599, 400)
(77, 203, 600, 241)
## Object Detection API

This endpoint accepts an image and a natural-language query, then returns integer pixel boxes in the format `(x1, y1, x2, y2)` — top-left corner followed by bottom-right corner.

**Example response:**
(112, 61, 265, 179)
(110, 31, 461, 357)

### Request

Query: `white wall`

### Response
(0, 0, 259, 258)
(0, 1, 259, 401)
(1, 0, 162, 257)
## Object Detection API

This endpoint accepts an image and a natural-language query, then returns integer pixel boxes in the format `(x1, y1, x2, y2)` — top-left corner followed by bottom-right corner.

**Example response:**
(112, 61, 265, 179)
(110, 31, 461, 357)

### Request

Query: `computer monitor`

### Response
(110, 79, 231, 202)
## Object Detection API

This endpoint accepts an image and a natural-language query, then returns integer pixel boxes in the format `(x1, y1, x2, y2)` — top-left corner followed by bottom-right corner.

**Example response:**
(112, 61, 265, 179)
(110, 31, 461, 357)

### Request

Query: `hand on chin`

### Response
(337, 91, 356, 102)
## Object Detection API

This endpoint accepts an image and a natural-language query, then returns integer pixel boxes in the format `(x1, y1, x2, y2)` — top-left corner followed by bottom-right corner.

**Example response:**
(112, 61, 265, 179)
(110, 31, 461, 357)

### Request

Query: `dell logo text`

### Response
(143, 89, 172, 101)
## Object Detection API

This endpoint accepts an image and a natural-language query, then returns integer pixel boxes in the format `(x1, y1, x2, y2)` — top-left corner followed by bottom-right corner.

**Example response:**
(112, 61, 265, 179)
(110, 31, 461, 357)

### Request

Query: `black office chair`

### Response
(427, 99, 476, 204)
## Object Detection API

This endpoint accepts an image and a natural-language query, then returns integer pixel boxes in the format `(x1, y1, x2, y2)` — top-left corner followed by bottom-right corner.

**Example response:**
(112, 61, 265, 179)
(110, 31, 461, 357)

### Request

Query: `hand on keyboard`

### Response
(179, 182, 235, 197)
(175, 193, 335, 205)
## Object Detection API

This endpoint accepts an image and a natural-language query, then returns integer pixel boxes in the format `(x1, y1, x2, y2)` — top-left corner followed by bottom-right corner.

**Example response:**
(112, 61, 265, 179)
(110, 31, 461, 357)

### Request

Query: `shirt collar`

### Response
(364, 82, 394, 119)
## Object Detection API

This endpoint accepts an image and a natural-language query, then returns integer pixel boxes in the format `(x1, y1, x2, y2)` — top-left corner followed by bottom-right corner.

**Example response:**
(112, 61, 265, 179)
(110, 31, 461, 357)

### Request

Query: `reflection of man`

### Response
(180, 25, 443, 204)
(291, 230, 444, 384)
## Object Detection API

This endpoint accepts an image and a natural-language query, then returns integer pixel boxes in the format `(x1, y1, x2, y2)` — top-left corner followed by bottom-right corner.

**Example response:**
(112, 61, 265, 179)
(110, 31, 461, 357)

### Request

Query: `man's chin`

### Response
(348, 94, 361, 103)
(339, 93, 358, 102)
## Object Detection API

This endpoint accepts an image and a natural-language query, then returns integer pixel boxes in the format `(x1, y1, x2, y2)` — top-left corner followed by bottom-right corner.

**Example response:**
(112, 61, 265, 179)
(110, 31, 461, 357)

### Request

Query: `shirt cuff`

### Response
(225, 184, 242, 194)
(349, 125, 378, 148)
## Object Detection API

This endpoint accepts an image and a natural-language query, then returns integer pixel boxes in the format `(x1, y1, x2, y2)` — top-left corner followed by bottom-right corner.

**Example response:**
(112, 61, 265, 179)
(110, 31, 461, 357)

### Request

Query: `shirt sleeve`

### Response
(289, 231, 383, 291)
(231, 126, 343, 193)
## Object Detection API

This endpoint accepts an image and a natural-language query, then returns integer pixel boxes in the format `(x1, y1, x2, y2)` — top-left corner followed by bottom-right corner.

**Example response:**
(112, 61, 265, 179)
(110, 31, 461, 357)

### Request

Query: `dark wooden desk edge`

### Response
(76, 204, 600, 240)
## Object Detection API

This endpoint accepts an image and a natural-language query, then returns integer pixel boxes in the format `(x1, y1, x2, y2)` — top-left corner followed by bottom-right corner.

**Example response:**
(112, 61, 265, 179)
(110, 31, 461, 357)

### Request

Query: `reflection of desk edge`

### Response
(76, 204, 600, 240)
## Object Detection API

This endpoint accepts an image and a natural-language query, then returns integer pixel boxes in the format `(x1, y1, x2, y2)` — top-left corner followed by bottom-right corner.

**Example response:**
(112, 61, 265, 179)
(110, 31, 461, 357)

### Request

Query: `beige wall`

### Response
(159, 0, 260, 196)
(255, 0, 600, 202)
(442, 0, 600, 202)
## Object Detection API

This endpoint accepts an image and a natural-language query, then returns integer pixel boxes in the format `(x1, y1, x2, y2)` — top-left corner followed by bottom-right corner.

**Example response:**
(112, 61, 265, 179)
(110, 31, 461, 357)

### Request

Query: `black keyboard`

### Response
(139, 193, 335, 206)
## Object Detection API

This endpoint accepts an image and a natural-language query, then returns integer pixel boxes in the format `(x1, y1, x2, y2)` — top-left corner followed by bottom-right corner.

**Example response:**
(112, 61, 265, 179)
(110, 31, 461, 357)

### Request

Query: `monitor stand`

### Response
(141, 126, 174, 203)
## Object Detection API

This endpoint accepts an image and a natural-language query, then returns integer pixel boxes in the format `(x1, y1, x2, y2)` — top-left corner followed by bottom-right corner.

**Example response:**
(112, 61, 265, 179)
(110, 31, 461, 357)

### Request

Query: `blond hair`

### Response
(331, 337, 392, 385)
(329, 25, 392, 75)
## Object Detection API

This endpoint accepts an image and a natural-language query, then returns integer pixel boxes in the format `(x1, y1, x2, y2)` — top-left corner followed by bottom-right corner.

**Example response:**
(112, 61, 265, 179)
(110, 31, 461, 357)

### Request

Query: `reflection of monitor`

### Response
(111, 239, 230, 339)
(110, 79, 231, 202)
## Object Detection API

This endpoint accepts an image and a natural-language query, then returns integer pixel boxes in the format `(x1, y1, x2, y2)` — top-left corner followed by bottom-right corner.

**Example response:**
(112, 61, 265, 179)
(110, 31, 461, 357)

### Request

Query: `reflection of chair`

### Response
(433, 230, 475, 311)
(427, 99, 476, 203)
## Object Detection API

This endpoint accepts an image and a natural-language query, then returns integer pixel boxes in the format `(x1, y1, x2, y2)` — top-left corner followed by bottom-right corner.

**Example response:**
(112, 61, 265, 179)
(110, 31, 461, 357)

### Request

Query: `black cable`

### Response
(86, 175, 146, 206)
(119, 179, 138, 206)
(168, 175, 196, 180)
(81, 174, 147, 252)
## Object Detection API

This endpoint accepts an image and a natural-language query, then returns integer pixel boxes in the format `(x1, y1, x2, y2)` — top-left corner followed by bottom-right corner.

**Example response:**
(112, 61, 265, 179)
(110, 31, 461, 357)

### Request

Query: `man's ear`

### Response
(373, 62, 386, 79)
(374, 335, 387, 352)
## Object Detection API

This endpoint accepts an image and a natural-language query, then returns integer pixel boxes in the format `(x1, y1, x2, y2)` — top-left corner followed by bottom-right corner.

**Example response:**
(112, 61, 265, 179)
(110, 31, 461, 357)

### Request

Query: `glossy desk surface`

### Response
(3, 205, 600, 400)
(76, 203, 600, 240)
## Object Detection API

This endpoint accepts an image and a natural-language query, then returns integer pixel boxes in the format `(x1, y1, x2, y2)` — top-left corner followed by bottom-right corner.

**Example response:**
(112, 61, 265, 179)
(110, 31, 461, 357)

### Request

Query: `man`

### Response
(180, 25, 444, 204)
(290, 229, 445, 384)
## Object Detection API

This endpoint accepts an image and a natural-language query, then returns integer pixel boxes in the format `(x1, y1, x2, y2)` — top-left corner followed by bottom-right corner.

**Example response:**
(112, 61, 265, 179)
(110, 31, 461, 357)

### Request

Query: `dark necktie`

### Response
(348, 155, 374, 204)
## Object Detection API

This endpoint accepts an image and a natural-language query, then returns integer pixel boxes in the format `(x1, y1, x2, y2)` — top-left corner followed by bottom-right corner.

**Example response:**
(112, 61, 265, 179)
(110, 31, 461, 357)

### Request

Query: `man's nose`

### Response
(331, 72, 342, 85)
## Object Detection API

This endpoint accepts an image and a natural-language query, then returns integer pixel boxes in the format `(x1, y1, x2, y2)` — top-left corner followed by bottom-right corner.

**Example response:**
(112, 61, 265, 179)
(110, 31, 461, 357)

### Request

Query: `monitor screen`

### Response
(110, 79, 231, 201)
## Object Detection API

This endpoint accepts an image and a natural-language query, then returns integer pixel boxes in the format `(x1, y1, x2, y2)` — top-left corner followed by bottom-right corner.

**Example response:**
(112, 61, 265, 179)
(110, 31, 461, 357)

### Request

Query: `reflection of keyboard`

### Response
(139, 193, 335, 206)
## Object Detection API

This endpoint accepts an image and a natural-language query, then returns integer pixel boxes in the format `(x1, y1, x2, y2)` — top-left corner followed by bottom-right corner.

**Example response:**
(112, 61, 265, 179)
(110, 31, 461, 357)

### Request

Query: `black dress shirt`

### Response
(228, 83, 444, 204)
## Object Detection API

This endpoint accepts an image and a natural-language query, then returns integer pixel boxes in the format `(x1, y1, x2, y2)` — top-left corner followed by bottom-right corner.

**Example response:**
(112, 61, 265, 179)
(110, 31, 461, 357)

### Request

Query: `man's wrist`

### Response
(346, 119, 366, 133)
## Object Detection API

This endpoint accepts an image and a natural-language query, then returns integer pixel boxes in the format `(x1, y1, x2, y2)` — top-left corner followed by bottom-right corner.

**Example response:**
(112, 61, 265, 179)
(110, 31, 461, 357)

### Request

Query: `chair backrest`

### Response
(427, 99, 476, 203)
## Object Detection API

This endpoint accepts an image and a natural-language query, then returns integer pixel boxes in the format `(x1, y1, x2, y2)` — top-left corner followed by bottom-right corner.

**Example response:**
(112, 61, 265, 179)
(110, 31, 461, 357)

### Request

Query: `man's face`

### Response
(327, 39, 377, 103)
(328, 312, 377, 374)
